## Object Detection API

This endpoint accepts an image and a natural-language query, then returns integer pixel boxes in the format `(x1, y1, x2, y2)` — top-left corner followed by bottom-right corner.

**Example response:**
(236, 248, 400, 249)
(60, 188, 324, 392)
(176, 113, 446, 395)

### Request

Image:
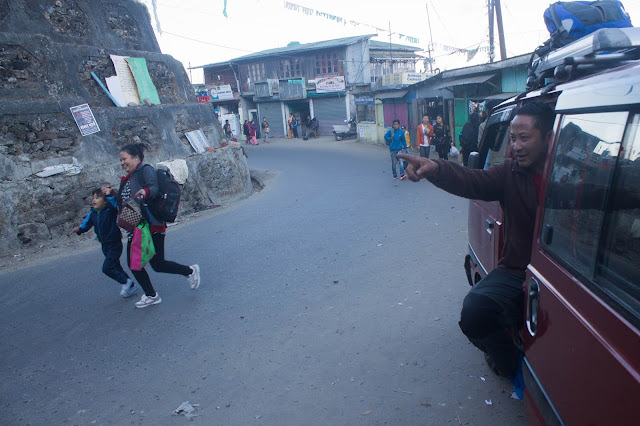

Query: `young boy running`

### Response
(74, 189, 139, 298)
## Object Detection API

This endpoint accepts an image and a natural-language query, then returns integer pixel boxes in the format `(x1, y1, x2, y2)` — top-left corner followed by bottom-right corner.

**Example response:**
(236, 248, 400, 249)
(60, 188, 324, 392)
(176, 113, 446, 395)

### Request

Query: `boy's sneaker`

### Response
(135, 293, 162, 308)
(393, 176, 398, 180)
(187, 264, 200, 289)
(120, 279, 139, 298)
(400, 174, 407, 180)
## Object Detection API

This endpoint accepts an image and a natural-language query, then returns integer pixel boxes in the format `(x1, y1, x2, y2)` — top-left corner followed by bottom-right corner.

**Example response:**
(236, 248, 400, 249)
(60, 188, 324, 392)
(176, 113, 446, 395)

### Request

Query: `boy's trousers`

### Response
(101, 242, 130, 284)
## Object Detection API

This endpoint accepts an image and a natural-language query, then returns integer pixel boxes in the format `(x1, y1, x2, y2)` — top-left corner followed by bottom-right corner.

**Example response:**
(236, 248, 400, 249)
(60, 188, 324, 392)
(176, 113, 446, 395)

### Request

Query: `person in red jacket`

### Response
(417, 114, 434, 158)
(397, 101, 555, 383)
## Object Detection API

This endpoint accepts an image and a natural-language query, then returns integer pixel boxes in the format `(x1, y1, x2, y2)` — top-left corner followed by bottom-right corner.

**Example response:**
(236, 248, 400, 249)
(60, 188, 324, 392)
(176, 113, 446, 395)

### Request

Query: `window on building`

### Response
(279, 59, 301, 78)
(315, 53, 342, 76)
(357, 104, 376, 123)
(540, 111, 640, 327)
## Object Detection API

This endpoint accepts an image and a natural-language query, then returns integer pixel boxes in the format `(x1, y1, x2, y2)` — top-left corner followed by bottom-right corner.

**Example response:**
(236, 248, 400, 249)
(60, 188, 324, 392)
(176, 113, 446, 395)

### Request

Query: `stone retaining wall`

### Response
(0, 1, 253, 257)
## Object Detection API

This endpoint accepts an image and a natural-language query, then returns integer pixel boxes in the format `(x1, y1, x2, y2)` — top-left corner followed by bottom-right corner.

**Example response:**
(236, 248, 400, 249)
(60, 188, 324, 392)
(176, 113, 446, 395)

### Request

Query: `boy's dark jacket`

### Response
(76, 195, 122, 244)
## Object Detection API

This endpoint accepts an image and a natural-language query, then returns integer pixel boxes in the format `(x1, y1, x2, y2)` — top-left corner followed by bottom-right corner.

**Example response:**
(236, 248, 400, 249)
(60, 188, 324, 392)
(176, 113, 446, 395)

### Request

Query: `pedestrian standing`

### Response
(249, 120, 258, 145)
(223, 120, 233, 141)
(417, 114, 434, 158)
(292, 115, 299, 138)
(384, 119, 408, 180)
(243, 120, 250, 144)
(73, 188, 138, 298)
(108, 143, 201, 308)
(460, 112, 480, 166)
(261, 117, 270, 143)
(287, 113, 294, 139)
(432, 115, 452, 160)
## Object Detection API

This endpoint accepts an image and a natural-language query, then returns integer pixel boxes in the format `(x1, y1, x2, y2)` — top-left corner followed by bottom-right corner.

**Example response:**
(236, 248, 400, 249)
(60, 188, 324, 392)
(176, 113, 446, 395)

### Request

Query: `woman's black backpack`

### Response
(148, 168, 181, 223)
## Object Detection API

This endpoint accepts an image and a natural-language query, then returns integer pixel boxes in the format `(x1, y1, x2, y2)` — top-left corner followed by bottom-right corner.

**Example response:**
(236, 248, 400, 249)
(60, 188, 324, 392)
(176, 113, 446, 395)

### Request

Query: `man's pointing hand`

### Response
(396, 153, 440, 182)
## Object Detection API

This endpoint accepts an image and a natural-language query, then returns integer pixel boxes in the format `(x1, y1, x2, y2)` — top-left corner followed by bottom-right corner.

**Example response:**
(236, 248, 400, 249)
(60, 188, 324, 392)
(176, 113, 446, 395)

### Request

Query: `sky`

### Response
(140, 0, 640, 84)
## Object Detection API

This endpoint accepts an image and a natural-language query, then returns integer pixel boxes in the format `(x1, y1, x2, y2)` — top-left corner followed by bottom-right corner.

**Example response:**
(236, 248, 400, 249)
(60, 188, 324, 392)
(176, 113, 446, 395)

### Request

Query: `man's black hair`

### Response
(513, 101, 555, 135)
(392, 119, 400, 125)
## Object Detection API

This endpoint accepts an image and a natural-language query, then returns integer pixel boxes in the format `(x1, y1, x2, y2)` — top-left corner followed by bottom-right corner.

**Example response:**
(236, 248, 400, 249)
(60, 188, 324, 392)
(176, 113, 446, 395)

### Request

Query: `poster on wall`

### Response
(110, 55, 141, 105)
(315, 75, 345, 93)
(185, 130, 211, 154)
(70, 104, 100, 136)
(210, 85, 234, 100)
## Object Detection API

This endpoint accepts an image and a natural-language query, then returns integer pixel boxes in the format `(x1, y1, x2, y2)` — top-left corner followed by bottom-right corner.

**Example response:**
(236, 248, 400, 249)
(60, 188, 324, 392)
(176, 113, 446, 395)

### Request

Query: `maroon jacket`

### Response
(427, 158, 538, 277)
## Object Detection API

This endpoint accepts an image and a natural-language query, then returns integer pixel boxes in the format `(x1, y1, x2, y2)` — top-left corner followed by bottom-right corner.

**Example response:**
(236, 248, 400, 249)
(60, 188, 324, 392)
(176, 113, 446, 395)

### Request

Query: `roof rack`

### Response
(527, 27, 640, 90)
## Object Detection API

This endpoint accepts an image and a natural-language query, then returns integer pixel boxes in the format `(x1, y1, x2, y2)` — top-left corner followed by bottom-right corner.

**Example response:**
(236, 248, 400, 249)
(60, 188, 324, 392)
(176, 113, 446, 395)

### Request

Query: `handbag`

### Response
(129, 221, 156, 271)
(117, 197, 143, 233)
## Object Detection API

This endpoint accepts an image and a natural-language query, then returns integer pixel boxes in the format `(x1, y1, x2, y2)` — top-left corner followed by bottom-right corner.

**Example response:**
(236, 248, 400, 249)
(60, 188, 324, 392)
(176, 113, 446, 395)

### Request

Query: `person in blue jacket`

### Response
(74, 188, 139, 298)
(384, 119, 409, 179)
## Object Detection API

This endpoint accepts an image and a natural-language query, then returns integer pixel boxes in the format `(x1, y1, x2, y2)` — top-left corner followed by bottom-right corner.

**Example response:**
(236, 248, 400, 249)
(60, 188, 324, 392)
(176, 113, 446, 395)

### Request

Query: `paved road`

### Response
(1, 137, 525, 425)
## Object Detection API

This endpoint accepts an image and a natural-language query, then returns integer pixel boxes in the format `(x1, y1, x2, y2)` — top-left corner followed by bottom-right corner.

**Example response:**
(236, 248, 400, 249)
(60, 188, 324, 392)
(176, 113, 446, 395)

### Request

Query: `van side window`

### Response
(484, 124, 510, 169)
(540, 111, 640, 325)
(598, 114, 640, 324)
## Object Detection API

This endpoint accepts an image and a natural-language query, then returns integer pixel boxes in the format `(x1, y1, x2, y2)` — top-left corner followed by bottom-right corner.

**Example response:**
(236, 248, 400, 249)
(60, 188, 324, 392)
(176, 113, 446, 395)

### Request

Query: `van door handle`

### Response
(526, 277, 540, 337)
(486, 219, 494, 235)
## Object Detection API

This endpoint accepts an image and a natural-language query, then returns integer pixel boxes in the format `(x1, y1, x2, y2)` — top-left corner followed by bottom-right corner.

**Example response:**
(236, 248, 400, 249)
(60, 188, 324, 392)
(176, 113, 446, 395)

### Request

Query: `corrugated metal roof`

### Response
(482, 92, 521, 100)
(369, 40, 420, 52)
(431, 74, 496, 90)
(194, 34, 375, 69)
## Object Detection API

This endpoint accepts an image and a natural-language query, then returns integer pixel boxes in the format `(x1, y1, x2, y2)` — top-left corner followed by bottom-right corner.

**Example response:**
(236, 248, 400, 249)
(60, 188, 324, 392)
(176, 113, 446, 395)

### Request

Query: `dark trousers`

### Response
(436, 143, 449, 160)
(292, 127, 298, 138)
(419, 145, 430, 158)
(102, 242, 130, 284)
(127, 232, 192, 297)
(458, 268, 524, 377)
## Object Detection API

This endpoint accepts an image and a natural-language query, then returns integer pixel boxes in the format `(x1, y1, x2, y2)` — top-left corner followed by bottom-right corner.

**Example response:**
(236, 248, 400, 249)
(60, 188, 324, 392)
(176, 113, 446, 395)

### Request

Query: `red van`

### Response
(465, 28, 640, 424)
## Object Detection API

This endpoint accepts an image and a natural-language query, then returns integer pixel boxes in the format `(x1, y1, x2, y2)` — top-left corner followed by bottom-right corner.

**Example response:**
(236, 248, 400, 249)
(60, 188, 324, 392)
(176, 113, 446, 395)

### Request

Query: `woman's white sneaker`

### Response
(188, 265, 200, 289)
(135, 293, 162, 308)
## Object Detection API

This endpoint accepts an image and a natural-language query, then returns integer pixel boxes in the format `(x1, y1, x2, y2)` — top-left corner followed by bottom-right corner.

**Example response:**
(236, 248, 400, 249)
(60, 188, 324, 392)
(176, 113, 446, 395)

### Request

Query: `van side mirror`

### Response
(467, 152, 480, 169)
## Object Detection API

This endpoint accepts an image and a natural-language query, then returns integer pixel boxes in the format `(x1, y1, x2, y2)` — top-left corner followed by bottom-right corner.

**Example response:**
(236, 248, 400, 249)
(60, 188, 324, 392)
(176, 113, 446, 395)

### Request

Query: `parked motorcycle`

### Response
(332, 118, 357, 141)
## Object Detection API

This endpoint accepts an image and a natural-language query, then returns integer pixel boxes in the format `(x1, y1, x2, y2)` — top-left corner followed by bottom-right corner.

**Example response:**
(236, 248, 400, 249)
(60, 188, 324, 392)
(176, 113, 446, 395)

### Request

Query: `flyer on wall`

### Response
(70, 104, 100, 136)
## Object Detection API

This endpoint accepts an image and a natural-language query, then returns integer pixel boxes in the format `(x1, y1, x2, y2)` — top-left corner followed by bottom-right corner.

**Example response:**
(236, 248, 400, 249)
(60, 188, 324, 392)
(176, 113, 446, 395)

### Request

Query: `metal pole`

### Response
(389, 21, 393, 75)
(425, 2, 434, 73)
(488, 0, 495, 63)
(495, 0, 507, 60)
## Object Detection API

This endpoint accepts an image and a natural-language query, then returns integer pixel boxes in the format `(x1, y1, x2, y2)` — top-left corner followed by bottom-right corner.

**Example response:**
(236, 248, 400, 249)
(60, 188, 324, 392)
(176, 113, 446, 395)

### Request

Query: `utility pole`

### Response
(425, 2, 434, 73)
(495, 0, 507, 60)
(488, 0, 495, 63)
(388, 21, 393, 75)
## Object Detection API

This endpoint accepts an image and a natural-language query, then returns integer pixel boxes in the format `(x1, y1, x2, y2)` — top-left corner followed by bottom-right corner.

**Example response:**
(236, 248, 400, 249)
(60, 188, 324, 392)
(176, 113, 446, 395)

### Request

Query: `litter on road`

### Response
(172, 401, 199, 419)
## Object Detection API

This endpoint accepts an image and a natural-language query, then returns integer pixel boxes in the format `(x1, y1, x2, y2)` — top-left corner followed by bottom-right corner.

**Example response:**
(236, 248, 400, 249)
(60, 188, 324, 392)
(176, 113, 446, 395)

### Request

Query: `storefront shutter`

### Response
(258, 102, 284, 138)
(312, 96, 348, 136)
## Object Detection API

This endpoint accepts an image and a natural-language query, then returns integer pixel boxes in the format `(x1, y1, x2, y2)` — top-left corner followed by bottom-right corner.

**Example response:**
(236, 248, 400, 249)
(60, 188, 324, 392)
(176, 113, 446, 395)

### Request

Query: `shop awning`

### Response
(432, 74, 496, 90)
(482, 92, 521, 100)
(375, 90, 408, 100)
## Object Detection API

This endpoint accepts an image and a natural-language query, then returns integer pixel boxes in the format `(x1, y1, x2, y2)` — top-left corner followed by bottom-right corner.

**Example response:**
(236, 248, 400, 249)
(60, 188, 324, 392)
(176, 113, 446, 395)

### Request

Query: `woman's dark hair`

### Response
(120, 143, 146, 162)
(470, 112, 480, 129)
(92, 188, 107, 200)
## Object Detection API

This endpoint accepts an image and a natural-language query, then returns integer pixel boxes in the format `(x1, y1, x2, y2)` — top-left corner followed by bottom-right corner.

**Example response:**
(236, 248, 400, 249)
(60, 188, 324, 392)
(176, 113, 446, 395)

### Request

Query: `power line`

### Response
(162, 31, 255, 54)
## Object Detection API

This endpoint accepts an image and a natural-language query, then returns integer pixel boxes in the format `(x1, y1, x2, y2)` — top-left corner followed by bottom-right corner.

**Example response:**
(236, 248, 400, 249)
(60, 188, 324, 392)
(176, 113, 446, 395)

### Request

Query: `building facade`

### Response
(193, 35, 424, 139)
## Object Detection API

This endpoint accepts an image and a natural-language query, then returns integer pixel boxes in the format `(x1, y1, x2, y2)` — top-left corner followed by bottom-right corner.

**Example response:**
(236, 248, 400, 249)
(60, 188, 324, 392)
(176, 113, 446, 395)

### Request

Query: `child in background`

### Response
(74, 188, 139, 298)
(403, 126, 411, 151)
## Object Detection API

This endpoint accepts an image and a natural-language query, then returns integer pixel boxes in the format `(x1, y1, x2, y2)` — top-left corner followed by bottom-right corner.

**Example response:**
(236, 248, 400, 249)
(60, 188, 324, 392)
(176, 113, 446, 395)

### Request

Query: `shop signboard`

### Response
(210, 85, 234, 101)
(315, 75, 345, 93)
